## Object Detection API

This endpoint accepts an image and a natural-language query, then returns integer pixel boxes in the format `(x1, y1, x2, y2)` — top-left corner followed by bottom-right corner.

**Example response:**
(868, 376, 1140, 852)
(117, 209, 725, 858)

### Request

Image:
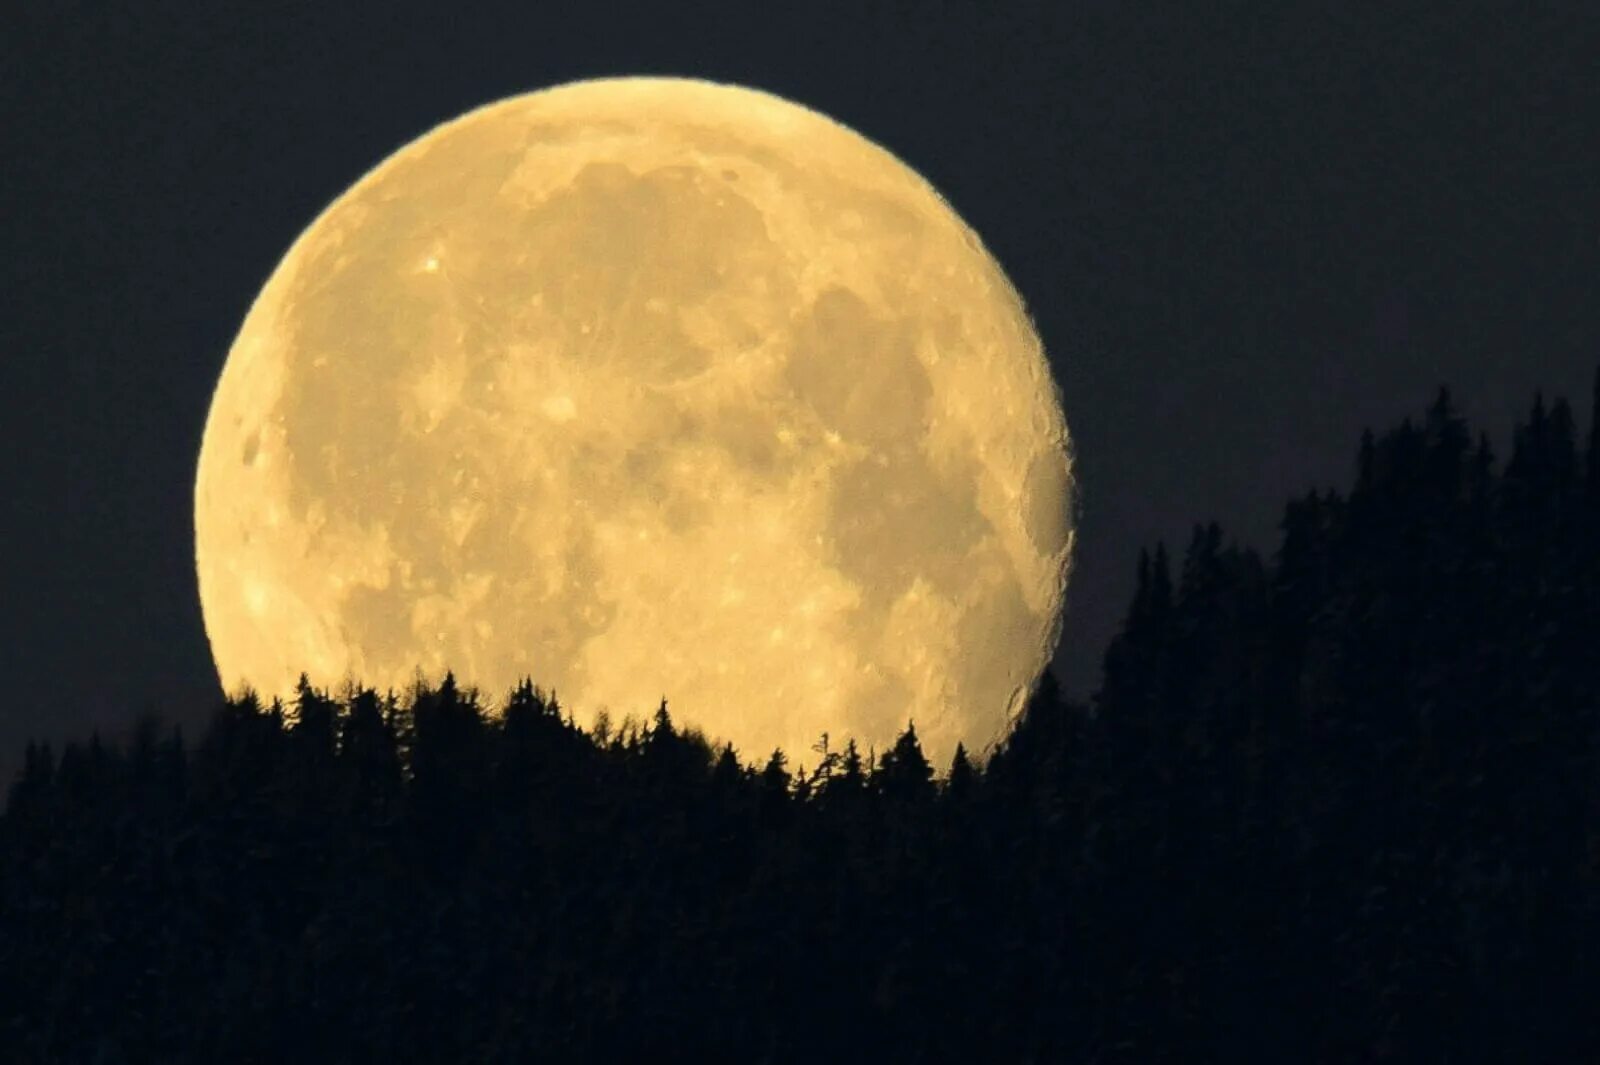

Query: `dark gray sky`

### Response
(3, 2, 1597, 776)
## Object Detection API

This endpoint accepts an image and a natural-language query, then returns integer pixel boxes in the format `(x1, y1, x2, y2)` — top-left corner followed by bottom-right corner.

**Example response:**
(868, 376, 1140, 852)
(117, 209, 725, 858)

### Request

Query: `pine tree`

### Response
(341, 686, 401, 815)
(748, 748, 789, 832)
(6, 740, 54, 816)
(1587, 364, 1600, 508)
(876, 722, 934, 803)
(946, 742, 975, 801)
(1150, 542, 1174, 623)
(711, 744, 742, 791)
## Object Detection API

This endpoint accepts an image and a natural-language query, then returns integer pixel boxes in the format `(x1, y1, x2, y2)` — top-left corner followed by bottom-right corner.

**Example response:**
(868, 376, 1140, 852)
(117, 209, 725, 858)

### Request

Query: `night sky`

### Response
(4, 2, 1596, 778)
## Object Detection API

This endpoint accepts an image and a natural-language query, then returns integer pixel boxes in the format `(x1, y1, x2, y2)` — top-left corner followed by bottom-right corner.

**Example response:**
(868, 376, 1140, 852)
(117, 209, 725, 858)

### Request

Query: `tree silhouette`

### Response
(4, 369, 1600, 1061)
(875, 721, 934, 804)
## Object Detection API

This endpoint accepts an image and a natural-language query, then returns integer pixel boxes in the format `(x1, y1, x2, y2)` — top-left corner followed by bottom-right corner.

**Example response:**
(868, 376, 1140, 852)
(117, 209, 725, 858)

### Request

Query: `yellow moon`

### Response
(195, 76, 1074, 765)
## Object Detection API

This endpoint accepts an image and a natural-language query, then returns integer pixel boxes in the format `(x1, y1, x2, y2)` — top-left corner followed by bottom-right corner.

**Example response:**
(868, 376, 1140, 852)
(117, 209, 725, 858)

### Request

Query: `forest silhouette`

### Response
(5, 372, 1600, 1062)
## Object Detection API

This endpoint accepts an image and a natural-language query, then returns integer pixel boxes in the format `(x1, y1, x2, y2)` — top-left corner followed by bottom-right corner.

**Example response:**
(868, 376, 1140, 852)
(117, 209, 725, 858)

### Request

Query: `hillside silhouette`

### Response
(4, 371, 1600, 1062)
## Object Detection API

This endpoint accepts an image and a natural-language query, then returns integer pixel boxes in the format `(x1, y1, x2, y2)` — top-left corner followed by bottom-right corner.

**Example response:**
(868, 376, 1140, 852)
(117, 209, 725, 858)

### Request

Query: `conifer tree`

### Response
(876, 722, 934, 803)
(946, 743, 975, 801)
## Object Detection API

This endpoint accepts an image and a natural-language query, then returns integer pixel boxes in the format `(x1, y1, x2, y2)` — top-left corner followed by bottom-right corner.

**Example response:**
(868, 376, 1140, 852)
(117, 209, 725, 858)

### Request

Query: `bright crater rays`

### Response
(195, 76, 1074, 764)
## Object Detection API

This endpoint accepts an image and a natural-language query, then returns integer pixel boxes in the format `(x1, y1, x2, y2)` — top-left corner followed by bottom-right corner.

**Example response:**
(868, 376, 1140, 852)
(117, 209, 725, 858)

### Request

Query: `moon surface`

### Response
(195, 76, 1074, 766)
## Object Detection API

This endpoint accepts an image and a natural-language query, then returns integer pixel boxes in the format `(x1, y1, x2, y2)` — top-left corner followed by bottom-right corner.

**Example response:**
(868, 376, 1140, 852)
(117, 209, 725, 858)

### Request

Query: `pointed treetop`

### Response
(878, 720, 935, 800)
(1150, 542, 1173, 615)
(1550, 396, 1576, 437)
(760, 749, 790, 790)
(1588, 363, 1600, 499)
(841, 739, 864, 782)
(1183, 522, 1224, 584)
(1128, 548, 1151, 627)
(1550, 397, 1579, 486)
(1426, 385, 1470, 458)
(947, 742, 976, 798)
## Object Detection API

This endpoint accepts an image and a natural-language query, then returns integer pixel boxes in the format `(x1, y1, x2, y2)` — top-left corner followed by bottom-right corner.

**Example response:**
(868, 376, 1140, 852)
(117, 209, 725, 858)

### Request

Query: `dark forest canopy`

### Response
(4, 371, 1600, 1062)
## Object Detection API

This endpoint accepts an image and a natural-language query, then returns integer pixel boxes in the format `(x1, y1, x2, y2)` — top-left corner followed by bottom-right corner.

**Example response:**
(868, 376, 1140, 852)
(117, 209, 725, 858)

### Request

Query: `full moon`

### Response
(195, 76, 1074, 766)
